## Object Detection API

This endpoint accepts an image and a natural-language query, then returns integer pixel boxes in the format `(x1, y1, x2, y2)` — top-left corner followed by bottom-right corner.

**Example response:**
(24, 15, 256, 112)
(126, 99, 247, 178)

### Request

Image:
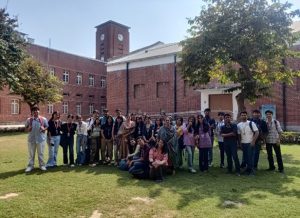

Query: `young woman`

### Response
(143, 116, 155, 147)
(154, 118, 163, 137)
(113, 115, 124, 166)
(118, 113, 135, 160)
(149, 139, 168, 182)
(60, 114, 77, 167)
(196, 114, 211, 173)
(90, 118, 101, 167)
(175, 117, 184, 169)
(101, 115, 114, 165)
(183, 116, 197, 173)
(46, 111, 62, 168)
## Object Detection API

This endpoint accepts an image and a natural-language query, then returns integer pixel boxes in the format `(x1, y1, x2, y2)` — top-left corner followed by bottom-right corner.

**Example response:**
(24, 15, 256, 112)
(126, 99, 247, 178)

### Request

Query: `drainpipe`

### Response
(174, 54, 177, 113)
(126, 62, 129, 115)
(282, 82, 287, 131)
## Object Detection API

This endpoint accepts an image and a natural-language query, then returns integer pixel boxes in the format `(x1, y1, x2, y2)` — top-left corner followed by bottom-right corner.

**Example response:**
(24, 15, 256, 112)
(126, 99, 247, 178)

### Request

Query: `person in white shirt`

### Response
(237, 111, 259, 175)
(76, 115, 88, 165)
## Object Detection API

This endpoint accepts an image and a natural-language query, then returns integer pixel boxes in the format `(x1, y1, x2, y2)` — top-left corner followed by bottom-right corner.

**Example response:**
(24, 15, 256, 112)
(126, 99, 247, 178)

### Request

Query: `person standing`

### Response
(221, 113, 240, 176)
(60, 114, 77, 167)
(87, 110, 100, 164)
(237, 111, 259, 175)
(265, 110, 284, 173)
(101, 115, 114, 165)
(250, 109, 268, 170)
(46, 111, 62, 168)
(216, 112, 225, 168)
(25, 106, 49, 172)
(204, 108, 216, 167)
(183, 116, 197, 173)
(90, 118, 101, 167)
(76, 115, 88, 165)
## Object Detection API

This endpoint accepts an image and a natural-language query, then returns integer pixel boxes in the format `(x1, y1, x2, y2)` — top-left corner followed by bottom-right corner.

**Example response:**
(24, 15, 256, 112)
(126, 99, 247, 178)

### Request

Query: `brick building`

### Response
(0, 20, 129, 124)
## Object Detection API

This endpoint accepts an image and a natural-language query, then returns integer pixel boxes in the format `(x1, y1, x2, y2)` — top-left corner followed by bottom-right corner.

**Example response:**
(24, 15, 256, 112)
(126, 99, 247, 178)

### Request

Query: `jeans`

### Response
(76, 134, 87, 165)
(62, 136, 74, 165)
(129, 161, 149, 179)
(46, 135, 60, 167)
(218, 141, 225, 166)
(186, 145, 195, 169)
(266, 143, 284, 171)
(27, 141, 46, 168)
(241, 143, 255, 173)
(101, 138, 113, 162)
(90, 137, 100, 164)
(208, 136, 214, 164)
(254, 143, 261, 169)
(224, 142, 240, 173)
(199, 147, 209, 172)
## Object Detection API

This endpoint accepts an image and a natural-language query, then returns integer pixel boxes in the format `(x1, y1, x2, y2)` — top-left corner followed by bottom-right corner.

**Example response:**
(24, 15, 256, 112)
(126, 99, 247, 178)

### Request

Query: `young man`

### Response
(25, 106, 49, 172)
(221, 113, 240, 176)
(204, 108, 216, 167)
(76, 115, 88, 165)
(237, 111, 259, 175)
(86, 110, 100, 164)
(265, 110, 284, 173)
(250, 109, 268, 170)
(216, 112, 225, 168)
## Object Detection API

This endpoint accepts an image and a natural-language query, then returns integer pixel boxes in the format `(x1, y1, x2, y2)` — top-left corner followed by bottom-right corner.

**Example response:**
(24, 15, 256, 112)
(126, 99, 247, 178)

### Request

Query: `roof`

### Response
(95, 20, 130, 29)
(107, 42, 182, 65)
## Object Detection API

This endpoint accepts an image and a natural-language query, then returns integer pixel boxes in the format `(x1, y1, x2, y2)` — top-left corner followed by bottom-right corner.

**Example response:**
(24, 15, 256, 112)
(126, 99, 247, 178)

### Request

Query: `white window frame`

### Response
(76, 72, 82, 85)
(76, 103, 82, 115)
(63, 70, 69, 83)
(11, 99, 19, 114)
(62, 102, 68, 114)
(47, 103, 54, 114)
(89, 74, 95, 86)
(89, 103, 94, 115)
(49, 67, 55, 76)
(100, 76, 106, 88)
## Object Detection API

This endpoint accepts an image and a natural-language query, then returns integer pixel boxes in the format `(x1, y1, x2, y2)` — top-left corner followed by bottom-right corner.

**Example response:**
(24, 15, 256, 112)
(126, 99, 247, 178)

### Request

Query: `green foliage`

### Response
(0, 8, 25, 89)
(180, 0, 300, 105)
(281, 131, 300, 144)
(10, 57, 63, 109)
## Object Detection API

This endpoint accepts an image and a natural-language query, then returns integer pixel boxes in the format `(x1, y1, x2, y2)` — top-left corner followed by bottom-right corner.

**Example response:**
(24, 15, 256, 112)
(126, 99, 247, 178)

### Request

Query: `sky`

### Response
(1, 0, 300, 59)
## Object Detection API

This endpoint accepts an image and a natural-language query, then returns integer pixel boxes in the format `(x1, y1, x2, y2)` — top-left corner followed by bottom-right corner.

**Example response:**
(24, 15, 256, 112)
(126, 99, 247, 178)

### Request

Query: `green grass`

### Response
(0, 133, 300, 218)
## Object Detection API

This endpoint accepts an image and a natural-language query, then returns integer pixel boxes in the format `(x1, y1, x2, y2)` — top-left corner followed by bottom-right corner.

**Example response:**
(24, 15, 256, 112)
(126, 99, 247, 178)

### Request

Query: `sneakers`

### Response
(189, 168, 197, 174)
(40, 166, 47, 171)
(25, 166, 33, 173)
(70, 164, 75, 168)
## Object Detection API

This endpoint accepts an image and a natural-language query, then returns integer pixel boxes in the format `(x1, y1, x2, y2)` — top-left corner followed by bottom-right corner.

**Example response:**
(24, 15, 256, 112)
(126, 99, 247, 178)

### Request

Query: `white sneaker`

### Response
(25, 166, 33, 173)
(40, 166, 47, 171)
(190, 169, 197, 173)
(70, 164, 75, 168)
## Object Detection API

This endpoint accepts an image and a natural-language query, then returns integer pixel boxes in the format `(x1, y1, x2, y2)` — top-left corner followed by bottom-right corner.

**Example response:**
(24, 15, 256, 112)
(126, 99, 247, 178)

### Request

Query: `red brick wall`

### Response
(0, 44, 107, 124)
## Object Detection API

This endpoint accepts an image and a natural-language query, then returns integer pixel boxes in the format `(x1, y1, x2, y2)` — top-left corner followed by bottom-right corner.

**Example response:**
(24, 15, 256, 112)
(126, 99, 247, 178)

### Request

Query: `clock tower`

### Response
(95, 20, 130, 61)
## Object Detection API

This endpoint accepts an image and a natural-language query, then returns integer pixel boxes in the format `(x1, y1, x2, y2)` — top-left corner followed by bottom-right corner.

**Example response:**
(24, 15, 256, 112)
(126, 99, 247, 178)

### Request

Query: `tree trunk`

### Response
(235, 92, 246, 121)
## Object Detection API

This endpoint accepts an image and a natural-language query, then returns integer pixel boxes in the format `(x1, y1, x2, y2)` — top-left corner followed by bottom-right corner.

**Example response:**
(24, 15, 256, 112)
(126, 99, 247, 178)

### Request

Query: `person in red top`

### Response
(149, 139, 168, 182)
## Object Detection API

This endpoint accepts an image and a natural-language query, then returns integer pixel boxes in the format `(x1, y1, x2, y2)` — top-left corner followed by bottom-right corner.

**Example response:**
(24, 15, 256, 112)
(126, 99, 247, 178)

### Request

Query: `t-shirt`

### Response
(221, 123, 238, 145)
(237, 121, 258, 144)
(101, 123, 113, 139)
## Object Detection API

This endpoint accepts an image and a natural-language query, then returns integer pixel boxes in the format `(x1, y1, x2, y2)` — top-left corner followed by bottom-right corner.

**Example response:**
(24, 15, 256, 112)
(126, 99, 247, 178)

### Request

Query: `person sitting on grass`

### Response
(128, 137, 150, 179)
(119, 139, 140, 171)
(149, 139, 168, 182)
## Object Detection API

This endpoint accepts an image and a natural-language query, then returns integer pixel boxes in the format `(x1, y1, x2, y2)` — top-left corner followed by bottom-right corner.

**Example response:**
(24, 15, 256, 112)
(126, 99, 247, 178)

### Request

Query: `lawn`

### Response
(0, 133, 300, 218)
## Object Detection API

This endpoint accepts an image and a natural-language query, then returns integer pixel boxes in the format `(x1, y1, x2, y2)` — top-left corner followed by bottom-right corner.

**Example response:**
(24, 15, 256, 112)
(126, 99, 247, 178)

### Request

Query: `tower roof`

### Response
(95, 20, 130, 29)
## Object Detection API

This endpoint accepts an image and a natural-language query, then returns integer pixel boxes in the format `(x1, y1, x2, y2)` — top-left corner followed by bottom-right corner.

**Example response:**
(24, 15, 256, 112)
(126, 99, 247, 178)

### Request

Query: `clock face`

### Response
(100, 34, 105, 41)
(117, 33, 123, 41)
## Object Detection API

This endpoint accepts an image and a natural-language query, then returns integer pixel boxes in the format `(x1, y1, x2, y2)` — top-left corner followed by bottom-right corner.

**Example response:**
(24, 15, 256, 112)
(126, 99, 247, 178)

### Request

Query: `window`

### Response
(89, 103, 94, 115)
(76, 73, 82, 85)
(156, 82, 169, 98)
(11, 99, 19, 114)
(89, 74, 95, 86)
(76, 93, 83, 97)
(47, 103, 54, 114)
(100, 76, 106, 88)
(134, 84, 145, 99)
(76, 103, 82, 115)
(63, 70, 69, 83)
(49, 67, 55, 76)
(62, 102, 68, 114)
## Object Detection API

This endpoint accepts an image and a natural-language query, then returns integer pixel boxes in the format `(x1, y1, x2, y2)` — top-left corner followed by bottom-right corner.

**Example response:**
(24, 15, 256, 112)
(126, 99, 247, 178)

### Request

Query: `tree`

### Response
(11, 57, 63, 109)
(180, 0, 300, 115)
(0, 8, 25, 89)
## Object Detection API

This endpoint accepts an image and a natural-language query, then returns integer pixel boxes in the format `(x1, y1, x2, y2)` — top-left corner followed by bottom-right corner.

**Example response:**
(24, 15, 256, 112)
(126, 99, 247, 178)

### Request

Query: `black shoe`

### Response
(279, 169, 285, 174)
(266, 167, 275, 171)
(220, 164, 225, 168)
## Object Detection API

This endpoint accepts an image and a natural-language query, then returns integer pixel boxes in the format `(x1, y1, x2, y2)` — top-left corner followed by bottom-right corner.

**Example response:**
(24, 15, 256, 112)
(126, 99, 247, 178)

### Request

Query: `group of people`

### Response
(24, 106, 285, 182)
